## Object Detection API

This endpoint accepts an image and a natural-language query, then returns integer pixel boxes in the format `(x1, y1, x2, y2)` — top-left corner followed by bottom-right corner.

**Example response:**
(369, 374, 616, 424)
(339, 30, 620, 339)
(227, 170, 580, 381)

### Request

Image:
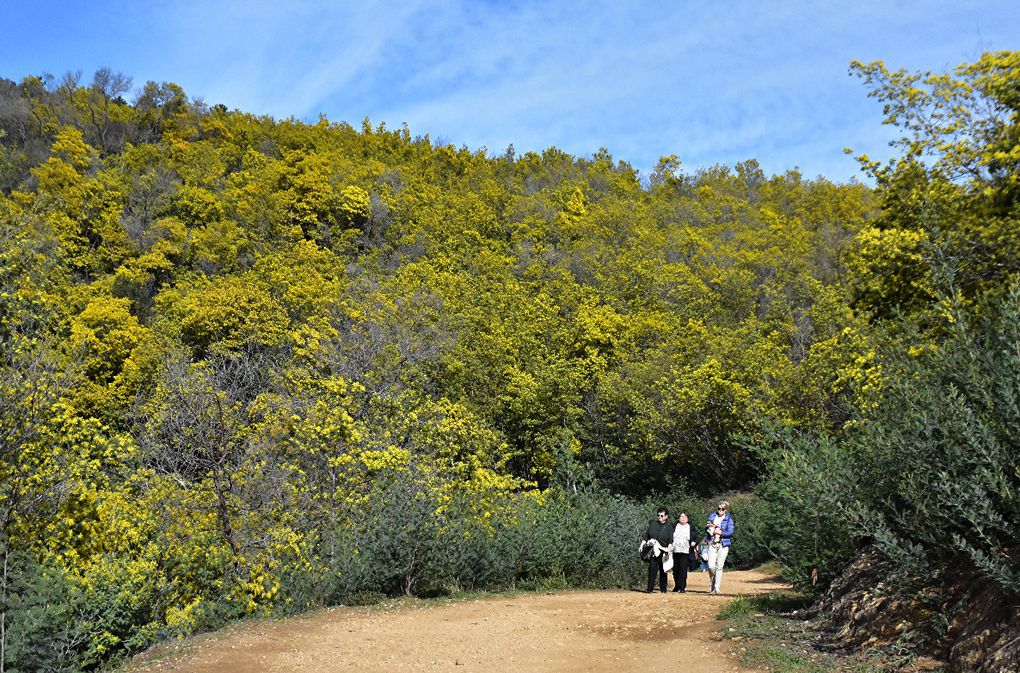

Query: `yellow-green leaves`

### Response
(69, 296, 147, 383)
(849, 53, 1020, 315)
(338, 185, 371, 228)
(157, 275, 289, 356)
(846, 225, 932, 314)
(49, 126, 93, 169)
(0, 63, 922, 669)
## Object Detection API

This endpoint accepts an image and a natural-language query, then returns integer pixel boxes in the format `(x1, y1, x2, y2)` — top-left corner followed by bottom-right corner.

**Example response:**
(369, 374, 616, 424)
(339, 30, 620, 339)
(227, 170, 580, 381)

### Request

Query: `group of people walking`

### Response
(639, 501, 734, 594)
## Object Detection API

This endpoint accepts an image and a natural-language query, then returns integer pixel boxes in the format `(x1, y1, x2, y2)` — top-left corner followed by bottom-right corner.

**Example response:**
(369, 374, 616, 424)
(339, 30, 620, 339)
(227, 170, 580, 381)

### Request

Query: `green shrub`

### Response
(754, 429, 858, 590)
(757, 285, 1020, 595)
(845, 290, 1020, 593)
(2, 548, 83, 673)
(303, 477, 650, 608)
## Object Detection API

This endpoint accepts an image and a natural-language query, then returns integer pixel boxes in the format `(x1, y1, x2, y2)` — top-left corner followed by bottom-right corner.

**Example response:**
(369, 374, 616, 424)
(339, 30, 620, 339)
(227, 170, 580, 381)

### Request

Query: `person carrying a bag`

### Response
(639, 507, 675, 593)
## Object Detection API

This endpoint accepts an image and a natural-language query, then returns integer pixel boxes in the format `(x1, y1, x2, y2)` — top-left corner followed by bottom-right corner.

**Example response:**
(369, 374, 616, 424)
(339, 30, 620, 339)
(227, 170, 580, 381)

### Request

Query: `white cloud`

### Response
(6, 0, 1013, 180)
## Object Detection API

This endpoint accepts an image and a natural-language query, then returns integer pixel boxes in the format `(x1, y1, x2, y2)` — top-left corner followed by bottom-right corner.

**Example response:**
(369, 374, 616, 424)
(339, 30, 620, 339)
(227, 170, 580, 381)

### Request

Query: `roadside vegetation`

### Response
(719, 591, 898, 673)
(1, 52, 1017, 673)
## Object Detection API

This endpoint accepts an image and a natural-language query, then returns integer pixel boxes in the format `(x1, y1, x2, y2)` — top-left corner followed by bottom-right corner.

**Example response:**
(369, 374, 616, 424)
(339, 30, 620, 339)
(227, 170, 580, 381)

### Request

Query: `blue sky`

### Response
(2, 1, 1017, 181)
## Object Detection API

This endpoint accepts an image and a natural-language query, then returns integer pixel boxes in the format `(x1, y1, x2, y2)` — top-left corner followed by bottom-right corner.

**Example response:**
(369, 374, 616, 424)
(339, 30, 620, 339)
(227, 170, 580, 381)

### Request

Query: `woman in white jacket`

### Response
(670, 512, 697, 592)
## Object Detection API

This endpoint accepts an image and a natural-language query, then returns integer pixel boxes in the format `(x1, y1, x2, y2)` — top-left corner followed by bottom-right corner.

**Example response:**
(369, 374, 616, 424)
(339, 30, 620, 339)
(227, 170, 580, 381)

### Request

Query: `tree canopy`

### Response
(3, 52, 1016, 671)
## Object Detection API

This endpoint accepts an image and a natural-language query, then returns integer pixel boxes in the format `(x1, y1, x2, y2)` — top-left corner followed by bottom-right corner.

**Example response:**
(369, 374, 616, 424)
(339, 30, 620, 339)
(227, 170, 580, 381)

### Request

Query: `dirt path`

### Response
(126, 569, 785, 673)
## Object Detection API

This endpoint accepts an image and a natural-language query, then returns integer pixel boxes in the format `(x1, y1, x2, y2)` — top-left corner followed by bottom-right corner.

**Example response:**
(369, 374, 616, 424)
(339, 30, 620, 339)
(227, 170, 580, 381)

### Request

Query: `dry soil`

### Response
(125, 568, 786, 673)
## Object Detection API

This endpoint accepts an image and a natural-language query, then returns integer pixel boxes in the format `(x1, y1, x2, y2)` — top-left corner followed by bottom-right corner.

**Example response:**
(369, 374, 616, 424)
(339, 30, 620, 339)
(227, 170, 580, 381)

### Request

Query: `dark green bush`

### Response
(292, 475, 652, 610)
(757, 286, 1020, 595)
(1, 548, 83, 673)
(753, 430, 858, 590)
(719, 494, 775, 570)
(847, 290, 1020, 593)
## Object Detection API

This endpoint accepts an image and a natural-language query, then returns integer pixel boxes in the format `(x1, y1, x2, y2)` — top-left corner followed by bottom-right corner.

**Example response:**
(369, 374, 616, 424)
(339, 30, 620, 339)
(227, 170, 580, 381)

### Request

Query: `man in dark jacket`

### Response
(640, 507, 675, 593)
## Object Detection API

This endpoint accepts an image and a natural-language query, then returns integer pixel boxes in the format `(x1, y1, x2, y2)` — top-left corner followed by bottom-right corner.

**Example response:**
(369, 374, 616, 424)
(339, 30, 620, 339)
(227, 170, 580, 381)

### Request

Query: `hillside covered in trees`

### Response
(1, 52, 1018, 672)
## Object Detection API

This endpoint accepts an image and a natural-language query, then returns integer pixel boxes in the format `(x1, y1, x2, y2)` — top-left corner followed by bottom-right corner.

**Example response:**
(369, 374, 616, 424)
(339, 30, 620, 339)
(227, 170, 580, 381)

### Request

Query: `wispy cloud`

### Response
(157, 0, 432, 116)
(2, 0, 1016, 180)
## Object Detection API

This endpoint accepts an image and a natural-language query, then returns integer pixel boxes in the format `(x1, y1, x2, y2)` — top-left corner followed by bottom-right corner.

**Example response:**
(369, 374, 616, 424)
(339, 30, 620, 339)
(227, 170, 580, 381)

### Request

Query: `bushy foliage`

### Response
(759, 285, 1020, 594)
(749, 53, 1020, 602)
(0, 68, 874, 496)
(856, 289, 1020, 593)
(18, 53, 1016, 671)
(846, 51, 1020, 317)
(753, 430, 859, 589)
(1, 548, 83, 673)
(298, 475, 649, 608)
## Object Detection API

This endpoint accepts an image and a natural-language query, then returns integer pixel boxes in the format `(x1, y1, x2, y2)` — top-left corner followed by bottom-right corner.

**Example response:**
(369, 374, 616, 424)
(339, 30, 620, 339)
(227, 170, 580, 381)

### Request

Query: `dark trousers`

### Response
(646, 554, 667, 592)
(671, 552, 690, 591)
